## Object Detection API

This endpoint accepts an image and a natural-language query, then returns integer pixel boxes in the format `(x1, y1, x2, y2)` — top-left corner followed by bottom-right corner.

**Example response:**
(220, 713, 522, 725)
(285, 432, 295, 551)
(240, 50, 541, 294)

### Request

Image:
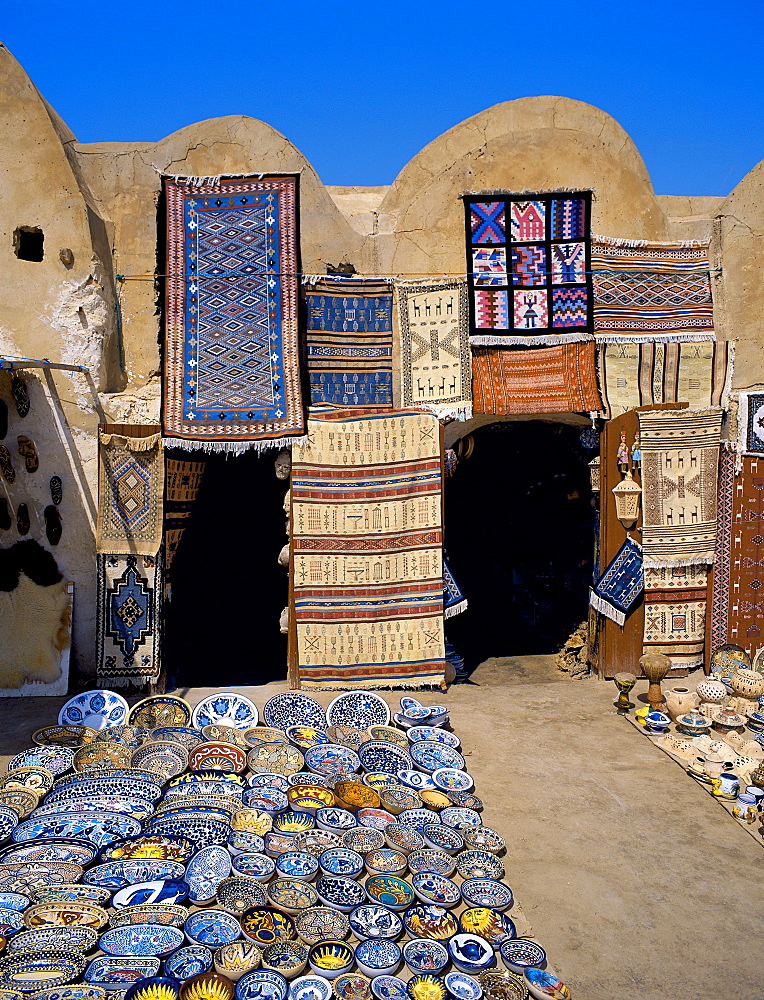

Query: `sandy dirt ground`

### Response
(2, 658, 762, 1000)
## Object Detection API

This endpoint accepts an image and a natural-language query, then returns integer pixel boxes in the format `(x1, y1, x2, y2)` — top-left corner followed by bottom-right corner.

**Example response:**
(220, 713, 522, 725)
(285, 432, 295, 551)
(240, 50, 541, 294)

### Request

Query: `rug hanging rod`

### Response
(116, 267, 723, 280)
(0, 356, 89, 373)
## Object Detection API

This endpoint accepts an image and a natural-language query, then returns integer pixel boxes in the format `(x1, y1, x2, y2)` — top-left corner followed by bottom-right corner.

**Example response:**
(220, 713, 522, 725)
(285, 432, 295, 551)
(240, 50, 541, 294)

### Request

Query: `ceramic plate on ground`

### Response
(371, 977, 408, 1000)
(0, 860, 82, 894)
(32, 725, 98, 748)
(12, 812, 141, 849)
(192, 693, 259, 731)
(58, 691, 129, 731)
(316, 808, 356, 833)
(440, 808, 481, 830)
(432, 769, 473, 793)
(357, 742, 412, 776)
(304, 745, 360, 777)
(9, 747, 74, 776)
(245, 726, 290, 746)
(0, 949, 87, 989)
(315, 876, 366, 912)
(460, 879, 513, 912)
(127, 696, 192, 730)
(0, 907, 24, 935)
(83, 860, 186, 890)
(367, 727, 410, 750)
(84, 955, 160, 988)
(403, 903, 459, 941)
(402, 938, 449, 974)
(326, 726, 371, 751)
(407, 851, 457, 878)
(456, 852, 504, 881)
(445, 973, 483, 1000)
(248, 744, 305, 777)
(217, 876, 268, 917)
(150, 726, 204, 749)
(164, 943, 214, 980)
(0, 839, 98, 866)
(294, 908, 349, 947)
(264, 693, 326, 731)
(8, 924, 99, 953)
(94, 725, 149, 749)
(364, 876, 414, 912)
(130, 743, 188, 779)
(327, 692, 390, 729)
(411, 872, 460, 907)
(32, 795, 154, 823)
(98, 835, 193, 863)
(396, 771, 436, 792)
(406, 728, 460, 749)
(98, 922, 184, 956)
(348, 904, 404, 941)
(72, 744, 132, 773)
(184, 908, 242, 947)
(459, 907, 516, 945)
(1, 767, 54, 796)
(397, 810, 437, 833)
(0, 787, 38, 820)
(409, 744, 464, 774)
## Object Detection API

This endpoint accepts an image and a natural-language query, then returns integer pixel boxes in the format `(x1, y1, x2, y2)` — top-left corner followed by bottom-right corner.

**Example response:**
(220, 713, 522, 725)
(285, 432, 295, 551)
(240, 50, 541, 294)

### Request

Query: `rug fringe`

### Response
(593, 334, 716, 344)
(470, 333, 593, 347)
(588, 590, 625, 627)
(643, 557, 716, 569)
(461, 187, 596, 199)
(96, 676, 156, 689)
(154, 166, 303, 186)
(593, 232, 708, 249)
(100, 431, 162, 452)
(299, 680, 444, 691)
(445, 598, 468, 619)
(162, 435, 308, 456)
(415, 404, 473, 421)
(720, 340, 736, 410)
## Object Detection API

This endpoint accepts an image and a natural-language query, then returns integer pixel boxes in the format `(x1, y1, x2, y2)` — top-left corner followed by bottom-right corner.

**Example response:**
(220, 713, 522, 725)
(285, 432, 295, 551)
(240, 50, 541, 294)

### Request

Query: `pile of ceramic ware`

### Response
(0, 690, 570, 1000)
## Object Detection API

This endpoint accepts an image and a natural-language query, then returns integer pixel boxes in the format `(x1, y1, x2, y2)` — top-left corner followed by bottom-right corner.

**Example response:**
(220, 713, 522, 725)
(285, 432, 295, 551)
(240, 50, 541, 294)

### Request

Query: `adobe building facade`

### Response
(0, 41, 762, 681)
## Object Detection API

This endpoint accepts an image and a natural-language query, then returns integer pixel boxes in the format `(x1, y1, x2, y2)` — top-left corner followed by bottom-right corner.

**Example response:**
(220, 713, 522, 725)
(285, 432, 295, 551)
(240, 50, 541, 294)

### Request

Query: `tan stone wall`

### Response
(1, 43, 762, 678)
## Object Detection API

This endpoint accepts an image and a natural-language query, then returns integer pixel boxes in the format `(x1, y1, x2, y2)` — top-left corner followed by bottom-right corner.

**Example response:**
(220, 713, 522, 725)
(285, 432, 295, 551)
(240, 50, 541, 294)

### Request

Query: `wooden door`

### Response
(597, 403, 687, 679)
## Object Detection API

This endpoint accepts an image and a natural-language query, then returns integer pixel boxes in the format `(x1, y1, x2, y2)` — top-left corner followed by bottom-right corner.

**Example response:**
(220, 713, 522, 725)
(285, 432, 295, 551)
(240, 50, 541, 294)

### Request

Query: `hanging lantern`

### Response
(612, 470, 642, 528)
(588, 456, 600, 492)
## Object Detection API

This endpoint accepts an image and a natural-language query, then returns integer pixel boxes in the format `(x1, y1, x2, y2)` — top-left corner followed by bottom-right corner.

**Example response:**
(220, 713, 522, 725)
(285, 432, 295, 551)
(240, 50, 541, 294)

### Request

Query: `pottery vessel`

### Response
(732, 792, 758, 824)
(664, 687, 699, 721)
(696, 679, 728, 720)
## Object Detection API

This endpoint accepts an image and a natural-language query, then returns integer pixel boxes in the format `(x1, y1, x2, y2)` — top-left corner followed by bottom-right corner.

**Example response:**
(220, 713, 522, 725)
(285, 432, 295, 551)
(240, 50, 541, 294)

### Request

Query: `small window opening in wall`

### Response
(14, 227, 44, 262)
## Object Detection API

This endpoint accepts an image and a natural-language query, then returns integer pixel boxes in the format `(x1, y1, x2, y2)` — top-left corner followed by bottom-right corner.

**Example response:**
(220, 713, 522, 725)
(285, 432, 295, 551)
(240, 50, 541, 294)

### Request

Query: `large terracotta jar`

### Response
(664, 687, 699, 721)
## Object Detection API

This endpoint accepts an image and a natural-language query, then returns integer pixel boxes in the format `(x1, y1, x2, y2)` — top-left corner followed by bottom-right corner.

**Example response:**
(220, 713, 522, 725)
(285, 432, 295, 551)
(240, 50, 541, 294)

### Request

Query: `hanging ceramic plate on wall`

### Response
(58, 691, 129, 731)
(191, 694, 259, 731)
(326, 693, 390, 729)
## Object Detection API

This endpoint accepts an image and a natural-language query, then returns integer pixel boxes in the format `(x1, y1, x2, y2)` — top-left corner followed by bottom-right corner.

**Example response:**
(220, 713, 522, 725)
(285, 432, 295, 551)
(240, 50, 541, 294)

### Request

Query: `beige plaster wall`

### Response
(1, 44, 763, 680)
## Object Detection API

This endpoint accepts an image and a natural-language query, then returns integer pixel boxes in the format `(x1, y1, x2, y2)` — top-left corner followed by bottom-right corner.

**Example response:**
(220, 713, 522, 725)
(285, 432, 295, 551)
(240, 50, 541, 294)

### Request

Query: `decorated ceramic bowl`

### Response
(272, 812, 314, 837)
(383, 824, 425, 855)
(248, 744, 305, 778)
(261, 941, 309, 979)
(406, 728, 460, 749)
(499, 938, 546, 974)
(342, 829, 385, 856)
(460, 879, 514, 913)
(266, 879, 318, 915)
(99, 922, 184, 957)
(109, 902, 188, 928)
(395, 772, 436, 793)
(364, 850, 407, 878)
(83, 954, 161, 988)
(294, 907, 350, 946)
(228, 832, 266, 858)
(462, 827, 505, 855)
(431, 769, 474, 794)
(23, 901, 109, 930)
(0, 947, 87, 988)
(406, 851, 457, 879)
(402, 938, 449, 974)
(231, 853, 276, 882)
(333, 972, 373, 1000)
(523, 969, 571, 1000)
(333, 782, 381, 814)
(164, 945, 215, 981)
(405, 975, 448, 1000)
(422, 826, 464, 855)
(242, 789, 289, 816)
(240, 907, 296, 947)
(291, 976, 334, 1000)
(124, 975, 184, 1000)
(216, 877, 268, 917)
(456, 852, 505, 881)
(247, 773, 290, 793)
(402, 903, 459, 941)
(444, 972, 483, 1000)
(293, 830, 345, 858)
(447, 933, 495, 974)
(362, 774, 400, 792)
(233, 809, 274, 837)
(180, 972, 237, 1000)
(287, 785, 335, 815)
(315, 876, 367, 913)
(379, 788, 421, 816)
(348, 903, 404, 942)
(357, 809, 397, 831)
(308, 940, 355, 980)
(285, 727, 329, 750)
(235, 969, 289, 1000)
(319, 848, 365, 879)
(354, 938, 401, 978)
(274, 851, 320, 882)
(364, 876, 414, 912)
(184, 909, 242, 948)
(357, 743, 413, 777)
(213, 940, 262, 982)
(439, 808, 481, 830)
(316, 808, 358, 834)
(446, 791, 483, 812)
(371, 976, 408, 1000)
(397, 810, 437, 833)
(7, 924, 98, 953)
(411, 872, 461, 908)
(304, 746, 360, 778)
(459, 908, 516, 946)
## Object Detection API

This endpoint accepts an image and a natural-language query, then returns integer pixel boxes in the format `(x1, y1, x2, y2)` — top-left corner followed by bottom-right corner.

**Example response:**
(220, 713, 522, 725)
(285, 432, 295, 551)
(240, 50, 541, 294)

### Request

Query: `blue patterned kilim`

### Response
(443, 557, 468, 618)
(97, 554, 162, 686)
(306, 278, 393, 406)
(589, 536, 644, 626)
(163, 175, 304, 445)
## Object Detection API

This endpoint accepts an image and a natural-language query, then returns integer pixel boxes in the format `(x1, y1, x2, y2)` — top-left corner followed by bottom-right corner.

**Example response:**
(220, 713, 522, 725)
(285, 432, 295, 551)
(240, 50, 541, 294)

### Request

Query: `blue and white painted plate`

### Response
(242, 788, 289, 815)
(371, 976, 409, 1000)
(58, 691, 129, 731)
(0, 907, 24, 935)
(290, 975, 333, 1000)
(111, 878, 189, 909)
(355, 937, 402, 972)
(411, 872, 461, 907)
(326, 692, 390, 729)
(0, 891, 28, 912)
(315, 808, 357, 833)
(422, 825, 464, 855)
(315, 875, 366, 911)
(0, 948, 86, 988)
(431, 769, 473, 793)
(402, 937, 449, 973)
(304, 745, 360, 777)
(0, 805, 19, 842)
(455, 852, 504, 881)
(84, 860, 186, 890)
(0, 837, 98, 866)
(275, 851, 320, 881)
(460, 878, 514, 912)
(247, 772, 291, 792)
(357, 742, 412, 776)
(398, 809, 439, 833)
(7, 924, 98, 953)
(192, 693, 259, 731)
(45, 777, 162, 806)
(406, 728, 461, 749)
(263, 693, 326, 731)
(287, 772, 330, 788)
(12, 812, 141, 848)
(146, 815, 230, 852)
(8, 746, 75, 775)
(164, 943, 214, 979)
(184, 907, 241, 947)
(318, 848, 365, 878)
(409, 744, 465, 775)
(445, 972, 483, 1000)
(440, 808, 481, 830)
(84, 955, 160, 987)
(232, 853, 276, 881)
(348, 903, 404, 941)
(31, 796, 154, 822)
(183, 845, 232, 905)
(98, 922, 184, 956)
(396, 771, 436, 792)
(236, 969, 289, 1000)
(150, 726, 205, 749)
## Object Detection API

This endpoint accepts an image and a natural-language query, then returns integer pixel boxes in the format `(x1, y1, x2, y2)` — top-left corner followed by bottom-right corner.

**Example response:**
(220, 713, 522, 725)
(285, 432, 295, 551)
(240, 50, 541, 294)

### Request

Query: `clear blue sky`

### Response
(3, 0, 762, 195)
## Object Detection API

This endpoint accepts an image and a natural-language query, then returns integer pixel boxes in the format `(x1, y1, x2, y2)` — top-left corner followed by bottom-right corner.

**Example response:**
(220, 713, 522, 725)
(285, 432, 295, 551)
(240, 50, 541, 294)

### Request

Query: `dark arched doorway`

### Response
(444, 421, 596, 671)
